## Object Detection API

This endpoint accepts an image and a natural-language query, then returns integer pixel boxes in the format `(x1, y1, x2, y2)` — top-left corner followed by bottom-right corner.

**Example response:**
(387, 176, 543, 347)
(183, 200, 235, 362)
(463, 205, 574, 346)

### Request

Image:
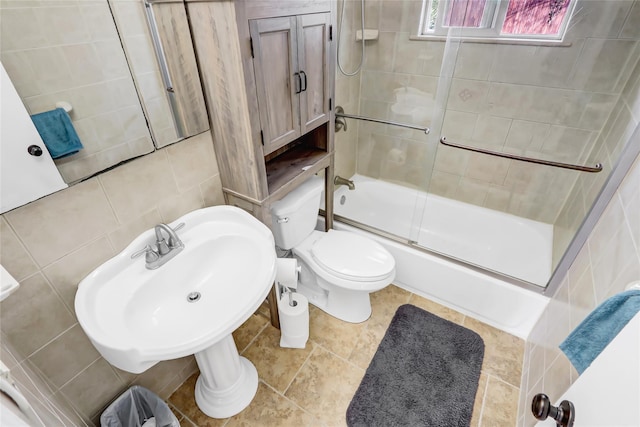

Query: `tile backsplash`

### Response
(0, 131, 223, 423)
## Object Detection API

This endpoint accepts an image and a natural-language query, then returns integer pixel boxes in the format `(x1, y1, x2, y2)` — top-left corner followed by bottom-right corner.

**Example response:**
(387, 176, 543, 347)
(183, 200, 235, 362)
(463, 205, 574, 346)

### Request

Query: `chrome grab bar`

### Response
(440, 137, 603, 173)
(335, 106, 430, 134)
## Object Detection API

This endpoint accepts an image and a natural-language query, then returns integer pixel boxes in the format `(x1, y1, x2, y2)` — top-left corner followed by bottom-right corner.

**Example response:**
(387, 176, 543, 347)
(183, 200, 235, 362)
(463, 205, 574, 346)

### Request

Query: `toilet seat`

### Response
(310, 230, 395, 282)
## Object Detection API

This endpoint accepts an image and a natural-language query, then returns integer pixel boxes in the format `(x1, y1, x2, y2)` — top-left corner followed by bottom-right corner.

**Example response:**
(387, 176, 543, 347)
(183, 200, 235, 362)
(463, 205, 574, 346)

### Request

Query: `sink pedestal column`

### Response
(194, 334, 258, 418)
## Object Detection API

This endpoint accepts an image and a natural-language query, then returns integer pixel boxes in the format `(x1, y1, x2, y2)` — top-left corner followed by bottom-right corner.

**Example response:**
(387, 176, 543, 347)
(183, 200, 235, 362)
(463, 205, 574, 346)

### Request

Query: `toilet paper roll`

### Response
(278, 292, 309, 349)
(275, 258, 299, 290)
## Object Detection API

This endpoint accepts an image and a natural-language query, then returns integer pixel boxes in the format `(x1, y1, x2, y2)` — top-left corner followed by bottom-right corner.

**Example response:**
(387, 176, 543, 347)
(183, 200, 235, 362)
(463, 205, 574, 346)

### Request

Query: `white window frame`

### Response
(418, 0, 578, 42)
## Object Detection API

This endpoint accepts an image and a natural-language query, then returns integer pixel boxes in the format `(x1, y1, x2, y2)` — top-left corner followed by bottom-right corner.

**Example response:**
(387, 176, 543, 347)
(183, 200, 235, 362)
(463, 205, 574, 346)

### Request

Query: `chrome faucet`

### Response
(334, 175, 355, 190)
(132, 223, 185, 269)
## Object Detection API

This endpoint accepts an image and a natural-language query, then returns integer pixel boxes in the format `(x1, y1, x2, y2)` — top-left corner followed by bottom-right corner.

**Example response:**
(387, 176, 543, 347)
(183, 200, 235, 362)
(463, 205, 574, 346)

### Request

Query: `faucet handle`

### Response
(173, 222, 185, 232)
(131, 245, 160, 263)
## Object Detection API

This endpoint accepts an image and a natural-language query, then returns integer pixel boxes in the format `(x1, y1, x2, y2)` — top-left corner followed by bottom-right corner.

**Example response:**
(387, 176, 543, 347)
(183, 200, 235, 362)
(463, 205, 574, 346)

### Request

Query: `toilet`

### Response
(271, 176, 396, 323)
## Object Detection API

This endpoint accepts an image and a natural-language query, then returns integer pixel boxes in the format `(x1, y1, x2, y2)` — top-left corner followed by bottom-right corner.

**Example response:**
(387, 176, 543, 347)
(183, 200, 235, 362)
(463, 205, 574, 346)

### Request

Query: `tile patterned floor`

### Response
(168, 285, 524, 426)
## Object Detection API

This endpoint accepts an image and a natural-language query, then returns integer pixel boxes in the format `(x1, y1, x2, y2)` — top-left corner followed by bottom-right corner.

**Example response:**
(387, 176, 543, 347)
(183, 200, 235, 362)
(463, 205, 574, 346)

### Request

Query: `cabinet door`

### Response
(250, 16, 301, 153)
(297, 13, 331, 134)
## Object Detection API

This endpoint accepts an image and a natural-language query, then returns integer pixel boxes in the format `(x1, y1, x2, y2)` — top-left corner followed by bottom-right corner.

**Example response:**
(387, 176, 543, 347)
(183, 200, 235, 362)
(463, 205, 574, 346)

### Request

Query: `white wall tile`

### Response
(620, 0, 640, 39)
(569, 39, 638, 92)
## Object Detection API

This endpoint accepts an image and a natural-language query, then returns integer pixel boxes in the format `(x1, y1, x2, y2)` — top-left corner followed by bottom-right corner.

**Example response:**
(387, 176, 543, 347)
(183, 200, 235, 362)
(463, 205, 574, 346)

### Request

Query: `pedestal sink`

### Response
(75, 206, 276, 418)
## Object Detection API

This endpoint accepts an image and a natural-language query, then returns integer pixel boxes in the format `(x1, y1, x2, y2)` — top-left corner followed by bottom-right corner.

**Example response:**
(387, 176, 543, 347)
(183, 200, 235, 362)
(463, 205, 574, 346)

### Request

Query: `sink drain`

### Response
(186, 292, 201, 303)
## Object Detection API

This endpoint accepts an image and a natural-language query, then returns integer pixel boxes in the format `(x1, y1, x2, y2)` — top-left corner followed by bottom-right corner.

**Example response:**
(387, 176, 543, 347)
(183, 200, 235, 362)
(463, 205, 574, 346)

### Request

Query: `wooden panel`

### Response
(250, 17, 301, 154)
(186, 0, 268, 200)
(242, 0, 331, 20)
(298, 13, 331, 134)
(150, 1, 209, 141)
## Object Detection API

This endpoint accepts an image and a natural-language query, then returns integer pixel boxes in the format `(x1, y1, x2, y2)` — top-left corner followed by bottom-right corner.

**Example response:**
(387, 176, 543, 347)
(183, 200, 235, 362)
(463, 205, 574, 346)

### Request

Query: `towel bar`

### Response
(440, 137, 602, 173)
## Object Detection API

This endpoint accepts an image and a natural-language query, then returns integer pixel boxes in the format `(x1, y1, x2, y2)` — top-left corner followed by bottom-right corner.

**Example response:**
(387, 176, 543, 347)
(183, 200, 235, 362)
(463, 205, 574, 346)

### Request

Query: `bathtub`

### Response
(323, 175, 550, 339)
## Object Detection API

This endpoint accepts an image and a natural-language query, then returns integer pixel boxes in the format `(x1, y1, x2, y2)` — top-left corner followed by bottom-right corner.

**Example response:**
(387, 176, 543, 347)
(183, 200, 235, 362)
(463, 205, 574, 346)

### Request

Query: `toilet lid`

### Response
(310, 230, 395, 281)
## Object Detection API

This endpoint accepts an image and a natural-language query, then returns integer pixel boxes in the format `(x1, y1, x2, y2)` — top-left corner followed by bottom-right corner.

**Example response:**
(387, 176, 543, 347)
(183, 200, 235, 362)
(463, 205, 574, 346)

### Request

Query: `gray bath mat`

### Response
(346, 304, 484, 427)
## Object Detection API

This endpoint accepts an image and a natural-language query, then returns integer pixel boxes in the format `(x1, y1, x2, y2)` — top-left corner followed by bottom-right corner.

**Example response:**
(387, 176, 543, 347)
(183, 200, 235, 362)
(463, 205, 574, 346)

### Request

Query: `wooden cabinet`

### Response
(186, 0, 335, 206)
(250, 13, 331, 154)
(186, 0, 335, 328)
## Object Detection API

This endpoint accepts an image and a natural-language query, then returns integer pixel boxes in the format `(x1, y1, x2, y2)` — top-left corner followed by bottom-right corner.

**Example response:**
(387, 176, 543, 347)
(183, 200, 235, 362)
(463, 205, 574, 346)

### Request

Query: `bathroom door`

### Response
(1, 63, 67, 213)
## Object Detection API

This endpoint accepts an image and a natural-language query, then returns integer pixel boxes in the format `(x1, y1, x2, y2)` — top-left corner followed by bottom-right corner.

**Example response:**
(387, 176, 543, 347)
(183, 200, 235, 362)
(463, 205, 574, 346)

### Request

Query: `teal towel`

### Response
(31, 108, 83, 159)
(560, 289, 640, 374)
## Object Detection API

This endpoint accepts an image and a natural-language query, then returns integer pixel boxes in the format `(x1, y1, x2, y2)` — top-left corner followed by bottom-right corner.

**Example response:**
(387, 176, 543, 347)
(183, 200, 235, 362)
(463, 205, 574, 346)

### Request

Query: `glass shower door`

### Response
(411, 0, 640, 287)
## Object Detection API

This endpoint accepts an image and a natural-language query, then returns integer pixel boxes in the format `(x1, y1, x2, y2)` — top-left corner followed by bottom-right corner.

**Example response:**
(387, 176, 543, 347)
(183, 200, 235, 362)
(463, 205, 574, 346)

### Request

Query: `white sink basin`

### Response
(75, 206, 277, 417)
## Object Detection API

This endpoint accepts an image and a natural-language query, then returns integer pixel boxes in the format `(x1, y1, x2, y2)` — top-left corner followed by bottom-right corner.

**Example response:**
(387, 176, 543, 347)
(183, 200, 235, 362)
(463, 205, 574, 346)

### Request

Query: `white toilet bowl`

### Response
(271, 176, 396, 323)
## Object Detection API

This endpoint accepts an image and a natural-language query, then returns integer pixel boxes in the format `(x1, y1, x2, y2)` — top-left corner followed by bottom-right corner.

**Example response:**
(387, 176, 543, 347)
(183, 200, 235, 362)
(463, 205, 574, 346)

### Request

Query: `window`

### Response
(421, 0, 576, 41)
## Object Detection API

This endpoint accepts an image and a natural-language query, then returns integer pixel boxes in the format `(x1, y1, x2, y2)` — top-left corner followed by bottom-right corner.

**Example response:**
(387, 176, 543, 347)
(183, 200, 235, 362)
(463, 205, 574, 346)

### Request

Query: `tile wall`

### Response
(339, 0, 639, 225)
(0, 0, 156, 183)
(0, 131, 224, 424)
(517, 68, 640, 425)
(553, 56, 640, 265)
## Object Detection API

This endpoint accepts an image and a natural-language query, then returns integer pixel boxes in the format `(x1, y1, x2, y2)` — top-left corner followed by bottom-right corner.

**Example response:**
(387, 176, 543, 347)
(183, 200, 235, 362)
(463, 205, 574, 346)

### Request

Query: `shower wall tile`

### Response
(447, 78, 490, 113)
(362, 31, 395, 72)
(455, 178, 488, 206)
(620, 0, 640, 39)
(465, 153, 510, 184)
(504, 120, 549, 153)
(489, 42, 585, 89)
(483, 186, 511, 212)
(568, 0, 633, 39)
(578, 93, 620, 131)
(393, 32, 427, 74)
(0, 132, 223, 422)
(361, 70, 409, 102)
(379, 0, 403, 32)
(428, 170, 460, 198)
(471, 115, 512, 147)
(420, 40, 446, 76)
(568, 39, 638, 92)
(441, 110, 477, 140)
(363, 0, 380, 29)
(623, 56, 640, 121)
(453, 42, 495, 81)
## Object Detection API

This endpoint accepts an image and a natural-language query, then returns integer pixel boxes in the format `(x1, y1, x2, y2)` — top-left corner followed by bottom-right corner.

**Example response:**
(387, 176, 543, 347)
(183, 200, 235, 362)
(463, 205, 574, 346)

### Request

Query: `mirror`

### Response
(0, 0, 208, 189)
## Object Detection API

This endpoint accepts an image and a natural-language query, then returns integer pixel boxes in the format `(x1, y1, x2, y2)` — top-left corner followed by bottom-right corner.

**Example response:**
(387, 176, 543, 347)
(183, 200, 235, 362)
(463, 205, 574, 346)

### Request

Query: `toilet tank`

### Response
(270, 176, 324, 249)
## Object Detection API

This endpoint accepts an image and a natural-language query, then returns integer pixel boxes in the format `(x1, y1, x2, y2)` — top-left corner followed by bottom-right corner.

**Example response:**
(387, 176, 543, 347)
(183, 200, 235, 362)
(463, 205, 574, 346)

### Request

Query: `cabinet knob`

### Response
(27, 145, 43, 156)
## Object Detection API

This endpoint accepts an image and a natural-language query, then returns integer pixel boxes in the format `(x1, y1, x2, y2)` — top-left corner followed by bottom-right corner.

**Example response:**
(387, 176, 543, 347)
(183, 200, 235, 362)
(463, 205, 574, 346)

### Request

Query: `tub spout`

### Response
(334, 175, 355, 190)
